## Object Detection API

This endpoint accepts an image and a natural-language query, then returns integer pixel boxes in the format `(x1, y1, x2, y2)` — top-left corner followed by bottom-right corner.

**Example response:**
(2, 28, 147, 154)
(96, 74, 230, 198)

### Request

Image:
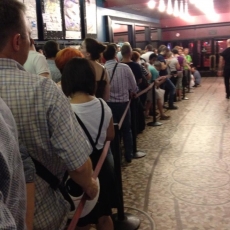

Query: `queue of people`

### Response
(0, 1, 204, 230)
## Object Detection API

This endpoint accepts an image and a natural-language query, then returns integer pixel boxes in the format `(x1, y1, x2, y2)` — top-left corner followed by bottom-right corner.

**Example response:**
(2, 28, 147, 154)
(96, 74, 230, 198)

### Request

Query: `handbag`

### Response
(155, 88, 165, 105)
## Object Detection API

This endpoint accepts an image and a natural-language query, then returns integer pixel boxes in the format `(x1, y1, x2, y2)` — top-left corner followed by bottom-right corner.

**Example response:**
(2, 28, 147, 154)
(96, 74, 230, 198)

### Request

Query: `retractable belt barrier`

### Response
(68, 83, 156, 230)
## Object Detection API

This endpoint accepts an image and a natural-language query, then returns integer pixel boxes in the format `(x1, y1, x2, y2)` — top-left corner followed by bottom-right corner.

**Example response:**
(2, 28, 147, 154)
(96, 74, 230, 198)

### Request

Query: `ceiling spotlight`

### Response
(189, 0, 196, 3)
(158, 0, 166, 12)
(173, 0, 179, 16)
(147, 0, 156, 9)
(167, 0, 173, 14)
(179, 0, 184, 17)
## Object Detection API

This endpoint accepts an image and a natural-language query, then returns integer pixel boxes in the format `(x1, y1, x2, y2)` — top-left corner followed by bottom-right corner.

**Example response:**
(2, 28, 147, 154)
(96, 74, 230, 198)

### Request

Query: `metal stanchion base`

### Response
(147, 121, 162, 126)
(133, 151, 146, 159)
(112, 213, 141, 230)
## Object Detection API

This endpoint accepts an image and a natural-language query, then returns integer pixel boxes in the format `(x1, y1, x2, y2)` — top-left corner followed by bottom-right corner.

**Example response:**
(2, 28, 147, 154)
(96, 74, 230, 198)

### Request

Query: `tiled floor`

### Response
(121, 77, 230, 230)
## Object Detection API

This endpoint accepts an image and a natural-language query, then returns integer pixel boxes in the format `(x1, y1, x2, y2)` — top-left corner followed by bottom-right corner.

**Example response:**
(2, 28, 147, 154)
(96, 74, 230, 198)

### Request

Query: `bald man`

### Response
(218, 39, 230, 99)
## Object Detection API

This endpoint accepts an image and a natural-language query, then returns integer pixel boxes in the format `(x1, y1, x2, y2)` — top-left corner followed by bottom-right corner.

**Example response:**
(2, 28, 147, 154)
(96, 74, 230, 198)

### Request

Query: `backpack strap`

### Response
(74, 99, 105, 149)
(109, 63, 118, 83)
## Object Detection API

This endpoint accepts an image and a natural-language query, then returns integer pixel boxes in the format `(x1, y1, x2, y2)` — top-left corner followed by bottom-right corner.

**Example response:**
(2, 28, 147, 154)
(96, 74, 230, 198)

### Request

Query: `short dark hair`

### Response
(146, 44, 153, 51)
(43, 40, 60, 58)
(0, 0, 26, 51)
(61, 58, 96, 97)
(149, 53, 157, 61)
(172, 49, 179, 55)
(103, 44, 116, 61)
(121, 44, 132, 57)
(84, 38, 106, 60)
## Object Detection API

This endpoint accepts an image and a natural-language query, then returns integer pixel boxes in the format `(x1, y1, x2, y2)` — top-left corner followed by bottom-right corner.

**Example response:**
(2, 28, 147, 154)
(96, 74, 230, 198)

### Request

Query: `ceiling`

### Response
(104, 0, 230, 19)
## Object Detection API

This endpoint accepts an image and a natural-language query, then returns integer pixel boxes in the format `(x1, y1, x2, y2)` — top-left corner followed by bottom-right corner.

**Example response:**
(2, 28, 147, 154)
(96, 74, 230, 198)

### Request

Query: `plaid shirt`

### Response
(0, 59, 92, 230)
(0, 97, 26, 230)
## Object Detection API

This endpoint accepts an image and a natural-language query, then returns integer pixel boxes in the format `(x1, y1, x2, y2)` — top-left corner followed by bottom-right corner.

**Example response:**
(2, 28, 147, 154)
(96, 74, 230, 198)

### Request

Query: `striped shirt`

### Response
(0, 58, 92, 230)
(104, 60, 137, 103)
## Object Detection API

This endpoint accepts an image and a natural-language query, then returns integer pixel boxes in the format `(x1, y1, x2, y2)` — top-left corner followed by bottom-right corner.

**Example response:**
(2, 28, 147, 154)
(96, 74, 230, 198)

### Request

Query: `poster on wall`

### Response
(24, 0, 38, 39)
(41, 0, 64, 39)
(63, 0, 81, 39)
(85, 0, 97, 35)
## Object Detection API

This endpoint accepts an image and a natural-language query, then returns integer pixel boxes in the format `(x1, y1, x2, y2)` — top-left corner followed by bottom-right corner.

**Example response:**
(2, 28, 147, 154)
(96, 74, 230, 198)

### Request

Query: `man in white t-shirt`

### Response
(24, 39, 50, 78)
(141, 44, 154, 63)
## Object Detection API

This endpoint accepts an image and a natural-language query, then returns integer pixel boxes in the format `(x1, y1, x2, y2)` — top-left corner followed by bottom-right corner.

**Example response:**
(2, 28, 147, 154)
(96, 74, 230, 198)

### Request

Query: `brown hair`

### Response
(84, 38, 106, 60)
(0, 0, 26, 51)
(131, 51, 140, 62)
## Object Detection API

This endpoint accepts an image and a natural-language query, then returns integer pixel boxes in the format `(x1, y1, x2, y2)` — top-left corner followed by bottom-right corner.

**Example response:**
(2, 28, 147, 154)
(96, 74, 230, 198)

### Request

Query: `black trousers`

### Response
(224, 68, 230, 96)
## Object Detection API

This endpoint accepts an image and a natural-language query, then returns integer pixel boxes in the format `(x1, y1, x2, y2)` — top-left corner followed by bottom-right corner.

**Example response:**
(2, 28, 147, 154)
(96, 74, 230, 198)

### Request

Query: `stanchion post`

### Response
(111, 124, 140, 230)
(130, 98, 146, 158)
(147, 83, 162, 127)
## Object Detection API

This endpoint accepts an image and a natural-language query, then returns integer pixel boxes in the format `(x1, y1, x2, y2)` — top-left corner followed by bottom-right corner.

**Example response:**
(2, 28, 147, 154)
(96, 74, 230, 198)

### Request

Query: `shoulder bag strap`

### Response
(75, 114, 95, 148)
(109, 63, 118, 83)
(95, 99, 105, 146)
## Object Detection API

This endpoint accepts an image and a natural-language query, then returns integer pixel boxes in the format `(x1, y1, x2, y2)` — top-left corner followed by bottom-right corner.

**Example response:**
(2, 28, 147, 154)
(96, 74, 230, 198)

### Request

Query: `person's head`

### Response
(172, 49, 179, 55)
(178, 48, 183, 56)
(191, 66, 196, 73)
(131, 51, 140, 63)
(149, 53, 158, 65)
(43, 40, 60, 59)
(145, 44, 153, 52)
(184, 48, 189, 55)
(167, 51, 173, 58)
(154, 61, 162, 71)
(158, 45, 169, 56)
(0, 0, 31, 65)
(103, 44, 116, 61)
(55, 47, 84, 73)
(61, 58, 96, 97)
(153, 48, 158, 54)
(81, 38, 106, 60)
(132, 48, 141, 54)
(227, 39, 230, 47)
(121, 44, 132, 58)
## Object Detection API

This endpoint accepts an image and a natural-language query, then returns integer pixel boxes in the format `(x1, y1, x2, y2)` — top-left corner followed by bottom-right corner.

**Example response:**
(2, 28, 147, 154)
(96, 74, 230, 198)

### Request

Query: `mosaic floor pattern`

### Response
(121, 77, 230, 230)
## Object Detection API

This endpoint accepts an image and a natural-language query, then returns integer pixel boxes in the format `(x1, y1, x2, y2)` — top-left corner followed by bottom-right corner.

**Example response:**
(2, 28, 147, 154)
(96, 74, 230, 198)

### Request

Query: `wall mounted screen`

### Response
(85, 0, 97, 35)
(64, 0, 81, 39)
(24, 0, 38, 39)
(41, 0, 64, 39)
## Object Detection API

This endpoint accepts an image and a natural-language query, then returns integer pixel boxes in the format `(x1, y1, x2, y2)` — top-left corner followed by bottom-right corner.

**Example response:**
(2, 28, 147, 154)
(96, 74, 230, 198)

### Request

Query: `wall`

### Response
(96, 6, 160, 42)
(162, 24, 230, 41)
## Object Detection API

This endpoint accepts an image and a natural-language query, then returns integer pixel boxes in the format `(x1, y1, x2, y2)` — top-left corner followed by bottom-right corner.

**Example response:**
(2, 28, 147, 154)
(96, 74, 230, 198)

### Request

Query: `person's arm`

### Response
(218, 56, 224, 77)
(126, 67, 138, 93)
(68, 159, 98, 200)
(26, 183, 35, 230)
(34, 54, 51, 78)
(103, 70, 110, 102)
(106, 117, 115, 141)
(20, 145, 36, 230)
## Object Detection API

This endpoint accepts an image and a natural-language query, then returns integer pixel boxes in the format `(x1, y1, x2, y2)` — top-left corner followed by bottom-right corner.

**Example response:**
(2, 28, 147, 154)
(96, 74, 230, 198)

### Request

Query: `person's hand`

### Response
(83, 177, 98, 200)
(218, 70, 223, 77)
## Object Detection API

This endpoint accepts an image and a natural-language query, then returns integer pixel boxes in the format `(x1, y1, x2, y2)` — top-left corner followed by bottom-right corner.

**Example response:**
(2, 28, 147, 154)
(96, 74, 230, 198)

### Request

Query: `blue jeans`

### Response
(107, 102, 133, 160)
(162, 78, 176, 107)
